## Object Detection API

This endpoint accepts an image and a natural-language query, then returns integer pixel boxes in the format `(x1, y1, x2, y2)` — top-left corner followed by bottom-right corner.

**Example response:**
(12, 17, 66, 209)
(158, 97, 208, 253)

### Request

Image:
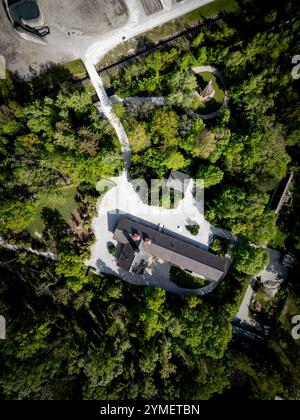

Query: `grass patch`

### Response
(195, 71, 225, 114)
(108, 243, 117, 255)
(63, 60, 87, 80)
(161, 188, 182, 209)
(170, 266, 208, 289)
(144, 0, 238, 42)
(27, 185, 78, 236)
(96, 178, 116, 196)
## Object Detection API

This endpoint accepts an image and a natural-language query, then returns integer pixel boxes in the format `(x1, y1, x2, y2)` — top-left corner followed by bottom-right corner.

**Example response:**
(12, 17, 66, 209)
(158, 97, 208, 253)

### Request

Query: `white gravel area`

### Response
(87, 171, 214, 294)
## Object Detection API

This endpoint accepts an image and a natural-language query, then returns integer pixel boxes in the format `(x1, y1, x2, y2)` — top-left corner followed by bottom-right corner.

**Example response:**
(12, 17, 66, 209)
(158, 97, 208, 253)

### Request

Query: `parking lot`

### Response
(40, 0, 128, 36)
(0, 0, 128, 77)
(0, 0, 213, 78)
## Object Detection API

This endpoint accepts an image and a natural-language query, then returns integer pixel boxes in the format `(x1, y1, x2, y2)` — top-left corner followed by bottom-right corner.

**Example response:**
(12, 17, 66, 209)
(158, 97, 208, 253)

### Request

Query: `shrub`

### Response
(185, 224, 200, 236)
(108, 243, 117, 255)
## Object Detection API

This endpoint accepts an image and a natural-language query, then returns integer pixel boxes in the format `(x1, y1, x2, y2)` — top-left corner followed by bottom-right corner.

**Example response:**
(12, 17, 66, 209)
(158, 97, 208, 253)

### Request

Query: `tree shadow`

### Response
(41, 207, 70, 250)
(12, 61, 83, 103)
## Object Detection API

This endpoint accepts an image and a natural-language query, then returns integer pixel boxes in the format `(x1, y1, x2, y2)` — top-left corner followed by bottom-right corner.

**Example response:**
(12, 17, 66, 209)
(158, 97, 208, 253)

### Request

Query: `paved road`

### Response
(236, 284, 254, 322)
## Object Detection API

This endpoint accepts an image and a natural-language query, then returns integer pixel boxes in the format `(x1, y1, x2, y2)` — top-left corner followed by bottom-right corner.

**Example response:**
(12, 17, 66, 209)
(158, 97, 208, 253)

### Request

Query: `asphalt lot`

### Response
(0, 0, 128, 78)
(0, 0, 213, 78)
(41, 0, 128, 36)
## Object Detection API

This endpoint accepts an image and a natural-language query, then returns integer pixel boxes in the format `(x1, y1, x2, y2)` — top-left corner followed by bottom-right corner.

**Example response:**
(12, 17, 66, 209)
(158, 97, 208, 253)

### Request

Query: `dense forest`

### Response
(0, 0, 300, 400)
(0, 68, 122, 291)
(0, 247, 291, 400)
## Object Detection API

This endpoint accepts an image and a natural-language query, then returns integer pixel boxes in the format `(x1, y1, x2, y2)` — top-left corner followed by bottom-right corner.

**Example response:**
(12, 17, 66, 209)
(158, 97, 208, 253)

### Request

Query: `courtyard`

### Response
(87, 171, 215, 295)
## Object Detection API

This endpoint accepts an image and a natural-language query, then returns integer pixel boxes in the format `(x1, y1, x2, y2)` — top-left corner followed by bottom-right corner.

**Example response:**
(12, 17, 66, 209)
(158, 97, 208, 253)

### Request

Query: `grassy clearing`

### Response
(63, 59, 87, 80)
(27, 185, 78, 236)
(142, 0, 238, 42)
(195, 71, 225, 113)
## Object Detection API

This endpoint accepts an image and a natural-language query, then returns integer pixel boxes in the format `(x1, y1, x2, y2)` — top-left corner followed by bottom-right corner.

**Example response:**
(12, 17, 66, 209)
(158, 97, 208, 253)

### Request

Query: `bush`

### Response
(185, 224, 200, 236)
(231, 242, 270, 276)
(210, 237, 228, 256)
(108, 243, 117, 255)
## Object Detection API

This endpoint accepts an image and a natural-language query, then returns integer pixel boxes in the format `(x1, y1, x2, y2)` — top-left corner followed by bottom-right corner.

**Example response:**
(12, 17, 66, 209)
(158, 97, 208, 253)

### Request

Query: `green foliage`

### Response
(108, 244, 117, 256)
(197, 164, 224, 188)
(128, 122, 151, 153)
(15, 323, 52, 361)
(164, 151, 188, 170)
(0, 87, 122, 244)
(231, 242, 270, 275)
(185, 224, 200, 236)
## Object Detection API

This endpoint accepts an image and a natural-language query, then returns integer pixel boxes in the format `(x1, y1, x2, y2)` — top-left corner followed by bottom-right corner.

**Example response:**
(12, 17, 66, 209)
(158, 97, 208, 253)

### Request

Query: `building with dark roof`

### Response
(199, 80, 215, 102)
(113, 217, 229, 282)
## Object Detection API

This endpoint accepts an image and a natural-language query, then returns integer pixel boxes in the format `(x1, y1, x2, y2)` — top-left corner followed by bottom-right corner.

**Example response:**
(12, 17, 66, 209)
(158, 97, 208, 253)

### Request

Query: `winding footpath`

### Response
(0, 235, 56, 261)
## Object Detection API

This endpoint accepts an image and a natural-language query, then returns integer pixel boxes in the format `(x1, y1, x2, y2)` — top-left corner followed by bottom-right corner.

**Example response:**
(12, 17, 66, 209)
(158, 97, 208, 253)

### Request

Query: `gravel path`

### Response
(110, 94, 167, 107)
(84, 59, 132, 171)
(0, 238, 56, 261)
